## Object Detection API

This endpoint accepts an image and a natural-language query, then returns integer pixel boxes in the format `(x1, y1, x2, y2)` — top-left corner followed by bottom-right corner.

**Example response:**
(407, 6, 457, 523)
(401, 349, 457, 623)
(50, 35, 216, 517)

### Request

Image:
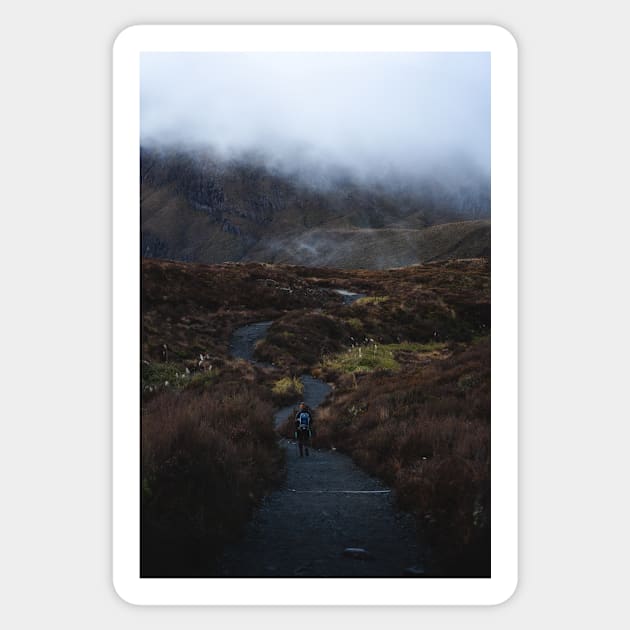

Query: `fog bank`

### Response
(141, 52, 490, 186)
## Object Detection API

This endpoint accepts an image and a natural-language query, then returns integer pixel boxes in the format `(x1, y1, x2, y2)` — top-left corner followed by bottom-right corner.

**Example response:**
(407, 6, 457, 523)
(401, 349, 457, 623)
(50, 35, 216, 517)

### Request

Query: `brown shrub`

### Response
(312, 337, 491, 576)
(255, 311, 350, 370)
(141, 381, 283, 576)
(141, 256, 491, 575)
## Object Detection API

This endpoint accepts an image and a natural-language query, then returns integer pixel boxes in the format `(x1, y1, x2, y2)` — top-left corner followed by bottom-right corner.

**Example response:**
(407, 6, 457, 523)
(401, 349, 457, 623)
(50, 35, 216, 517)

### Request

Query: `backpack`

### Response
(298, 411, 310, 429)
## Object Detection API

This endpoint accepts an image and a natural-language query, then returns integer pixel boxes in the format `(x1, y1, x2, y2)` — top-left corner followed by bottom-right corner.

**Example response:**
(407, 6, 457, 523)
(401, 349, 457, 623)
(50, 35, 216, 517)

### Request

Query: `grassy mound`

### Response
(271, 376, 304, 405)
(320, 341, 448, 374)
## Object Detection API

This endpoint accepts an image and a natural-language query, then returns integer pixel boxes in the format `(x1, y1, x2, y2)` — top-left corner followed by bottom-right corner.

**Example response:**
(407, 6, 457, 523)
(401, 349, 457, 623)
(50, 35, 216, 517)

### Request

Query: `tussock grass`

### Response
(142, 257, 489, 374)
(254, 312, 350, 370)
(314, 337, 491, 576)
(247, 258, 489, 373)
(141, 256, 491, 576)
(141, 382, 283, 576)
(141, 361, 182, 390)
(142, 258, 343, 368)
(186, 369, 220, 390)
(346, 317, 364, 332)
(354, 296, 389, 305)
(321, 341, 448, 374)
(142, 360, 219, 395)
(271, 376, 304, 405)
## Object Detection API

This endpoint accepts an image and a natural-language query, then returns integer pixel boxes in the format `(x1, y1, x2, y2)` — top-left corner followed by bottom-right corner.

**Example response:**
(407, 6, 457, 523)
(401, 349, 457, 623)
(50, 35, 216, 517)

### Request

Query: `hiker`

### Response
(294, 402, 313, 457)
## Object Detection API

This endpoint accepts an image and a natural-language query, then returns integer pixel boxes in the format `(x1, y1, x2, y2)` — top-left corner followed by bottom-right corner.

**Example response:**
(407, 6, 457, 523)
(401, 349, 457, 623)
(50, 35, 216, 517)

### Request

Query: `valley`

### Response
(141, 257, 490, 577)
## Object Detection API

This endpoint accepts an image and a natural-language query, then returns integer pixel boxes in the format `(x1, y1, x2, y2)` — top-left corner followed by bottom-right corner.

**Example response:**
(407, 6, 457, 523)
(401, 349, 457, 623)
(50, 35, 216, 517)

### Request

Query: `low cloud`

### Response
(141, 52, 490, 187)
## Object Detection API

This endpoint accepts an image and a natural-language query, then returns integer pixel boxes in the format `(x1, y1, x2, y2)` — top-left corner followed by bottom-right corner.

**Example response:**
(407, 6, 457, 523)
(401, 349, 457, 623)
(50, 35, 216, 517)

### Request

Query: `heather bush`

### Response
(141, 382, 283, 576)
(140, 256, 491, 576)
(313, 337, 491, 576)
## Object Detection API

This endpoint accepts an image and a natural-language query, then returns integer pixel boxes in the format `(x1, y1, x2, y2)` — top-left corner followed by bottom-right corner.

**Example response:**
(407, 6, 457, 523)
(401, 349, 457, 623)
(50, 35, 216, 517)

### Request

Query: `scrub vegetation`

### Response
(312, 338, 491, 575)
(319, 341, 449, 374)
(141, 255, 490, 576)
(141, 380, 283, 576)
(271, 376, 304, 405)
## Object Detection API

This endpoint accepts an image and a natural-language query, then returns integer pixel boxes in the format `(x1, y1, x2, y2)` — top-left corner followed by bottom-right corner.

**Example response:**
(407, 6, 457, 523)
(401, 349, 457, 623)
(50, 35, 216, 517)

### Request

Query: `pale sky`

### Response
(141, 52, 490, 183)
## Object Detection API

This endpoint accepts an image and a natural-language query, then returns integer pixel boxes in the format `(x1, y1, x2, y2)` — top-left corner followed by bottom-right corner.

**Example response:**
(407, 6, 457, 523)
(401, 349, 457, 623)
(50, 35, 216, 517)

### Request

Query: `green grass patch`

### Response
(345, 317, 364, 332)
(321, 341, 447, 374)
(272, 376, 304, 398)
(142, 362, 182, 389)
(142, 361, 219, 392)
(187, 369, 220, 390)
(354, 296, 389, 306)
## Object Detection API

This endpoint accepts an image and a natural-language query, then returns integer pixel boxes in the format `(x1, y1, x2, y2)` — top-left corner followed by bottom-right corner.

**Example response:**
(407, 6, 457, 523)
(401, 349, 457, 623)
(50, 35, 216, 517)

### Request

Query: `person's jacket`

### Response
(295, 408, 312, 429)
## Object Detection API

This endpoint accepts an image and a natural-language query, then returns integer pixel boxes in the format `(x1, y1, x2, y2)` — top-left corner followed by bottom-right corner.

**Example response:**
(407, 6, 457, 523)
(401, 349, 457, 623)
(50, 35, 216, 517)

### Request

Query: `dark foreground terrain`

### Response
(221, 443, 421, 577)
(141, 257, 490, 577)
(221, 321, 420, 577)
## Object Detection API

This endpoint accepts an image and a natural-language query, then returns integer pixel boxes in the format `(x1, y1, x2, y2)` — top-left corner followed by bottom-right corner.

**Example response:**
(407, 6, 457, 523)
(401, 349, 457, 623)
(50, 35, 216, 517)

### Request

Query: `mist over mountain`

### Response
(141, 145, 490, 268)
(140, 53, 490, 268)
(141, 52, 490, 181)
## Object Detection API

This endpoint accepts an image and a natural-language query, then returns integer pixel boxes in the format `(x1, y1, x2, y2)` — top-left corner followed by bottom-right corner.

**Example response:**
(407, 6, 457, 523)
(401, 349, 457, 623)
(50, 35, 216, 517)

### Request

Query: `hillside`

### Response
(141, 257, 490, 576)
(243, 220, 490, 268)
(140, 146, 490, 268)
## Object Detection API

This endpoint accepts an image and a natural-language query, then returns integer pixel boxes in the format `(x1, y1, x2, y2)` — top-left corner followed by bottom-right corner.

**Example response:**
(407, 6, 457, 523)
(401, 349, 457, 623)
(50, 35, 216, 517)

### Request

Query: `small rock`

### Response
(404, 565, 425, 576)
(343, 547, 374, 561)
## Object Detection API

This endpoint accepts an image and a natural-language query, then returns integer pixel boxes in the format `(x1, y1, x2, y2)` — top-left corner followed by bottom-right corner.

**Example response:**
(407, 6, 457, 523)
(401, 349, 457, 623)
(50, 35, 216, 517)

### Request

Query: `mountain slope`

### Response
(244, 220, 490, 269)
(140, 146, 491, 268)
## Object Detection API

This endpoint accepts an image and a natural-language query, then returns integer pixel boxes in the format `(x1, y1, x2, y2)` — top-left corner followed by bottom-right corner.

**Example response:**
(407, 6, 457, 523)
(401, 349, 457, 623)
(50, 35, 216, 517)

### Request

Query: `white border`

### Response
(113, 24, 517, 606)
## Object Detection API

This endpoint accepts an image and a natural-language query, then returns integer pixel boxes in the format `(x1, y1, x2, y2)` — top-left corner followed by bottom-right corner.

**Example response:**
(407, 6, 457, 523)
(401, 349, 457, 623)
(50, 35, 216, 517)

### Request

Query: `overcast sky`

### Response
(140, 52, 490, 182)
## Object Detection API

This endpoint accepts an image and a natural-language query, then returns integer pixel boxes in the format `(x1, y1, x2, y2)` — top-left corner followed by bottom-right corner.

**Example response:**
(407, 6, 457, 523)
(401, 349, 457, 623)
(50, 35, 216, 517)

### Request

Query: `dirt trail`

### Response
(221, 304, 422, 577)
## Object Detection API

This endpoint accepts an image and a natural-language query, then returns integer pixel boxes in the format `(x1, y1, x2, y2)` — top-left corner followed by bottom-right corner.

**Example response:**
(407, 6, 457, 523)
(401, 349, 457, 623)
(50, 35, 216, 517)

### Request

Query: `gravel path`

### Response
(220, 318, 421, 577)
